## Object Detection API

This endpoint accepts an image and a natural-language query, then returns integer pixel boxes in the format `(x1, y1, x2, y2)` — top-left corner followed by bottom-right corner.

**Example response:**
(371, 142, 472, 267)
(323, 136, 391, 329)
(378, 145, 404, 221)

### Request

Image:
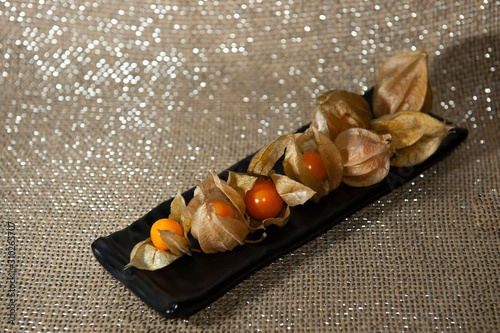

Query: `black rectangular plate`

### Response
(92, 116, 468, 318)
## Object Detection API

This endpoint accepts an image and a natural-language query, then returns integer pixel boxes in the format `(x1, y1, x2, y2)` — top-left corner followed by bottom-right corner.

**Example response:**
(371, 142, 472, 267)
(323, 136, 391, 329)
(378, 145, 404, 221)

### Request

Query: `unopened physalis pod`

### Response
(372, 48, 432, 118)
(126, 192, 192, 271)
(334, 128, 395, 187)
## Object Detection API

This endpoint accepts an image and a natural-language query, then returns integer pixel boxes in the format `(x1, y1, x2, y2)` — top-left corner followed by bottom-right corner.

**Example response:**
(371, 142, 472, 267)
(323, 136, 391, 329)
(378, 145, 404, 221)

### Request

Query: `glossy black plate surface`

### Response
(92, 116, 468, 318)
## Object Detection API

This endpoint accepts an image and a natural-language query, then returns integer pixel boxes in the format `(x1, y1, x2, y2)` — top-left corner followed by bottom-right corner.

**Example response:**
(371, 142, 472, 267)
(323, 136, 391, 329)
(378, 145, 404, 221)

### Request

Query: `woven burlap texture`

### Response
(1, 1, 499, 332)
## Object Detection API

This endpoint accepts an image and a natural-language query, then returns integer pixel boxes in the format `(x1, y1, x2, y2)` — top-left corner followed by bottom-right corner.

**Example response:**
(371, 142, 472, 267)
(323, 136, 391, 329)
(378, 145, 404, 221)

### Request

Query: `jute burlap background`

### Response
(1, 1, 499, 331)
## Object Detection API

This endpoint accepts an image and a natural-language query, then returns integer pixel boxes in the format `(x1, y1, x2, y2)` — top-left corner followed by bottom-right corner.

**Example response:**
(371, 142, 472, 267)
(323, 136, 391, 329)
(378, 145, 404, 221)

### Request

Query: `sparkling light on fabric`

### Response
(1, 1, 499, 331)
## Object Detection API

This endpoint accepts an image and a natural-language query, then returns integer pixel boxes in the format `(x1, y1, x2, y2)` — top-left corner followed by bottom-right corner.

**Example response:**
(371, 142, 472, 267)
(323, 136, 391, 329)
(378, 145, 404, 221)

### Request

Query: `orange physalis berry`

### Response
(150, 218, 184, 251)
(206, 200, 236, 219)
(302, 151, 328, 182)
(244, 180, 284, 221)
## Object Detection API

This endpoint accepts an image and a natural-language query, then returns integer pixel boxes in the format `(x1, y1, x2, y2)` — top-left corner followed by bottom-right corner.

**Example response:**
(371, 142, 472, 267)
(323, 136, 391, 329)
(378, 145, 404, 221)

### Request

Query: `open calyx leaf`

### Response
(169, 191, 192, 235)
(371, 111, 453, 166)
(227, 171, 258, 198)
(261, 172, 316, 228)
(270, 172, 316, 207)
(126, 239, 182, 271)
(158, 230, 192, 257)
(247, 134, 293, 176)
(372, 48, 432, 117)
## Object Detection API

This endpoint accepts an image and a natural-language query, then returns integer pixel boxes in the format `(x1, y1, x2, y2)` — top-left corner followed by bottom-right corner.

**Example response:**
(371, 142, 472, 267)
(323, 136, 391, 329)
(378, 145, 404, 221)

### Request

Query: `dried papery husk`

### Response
(371, 111, 454, 167)
(158, 229, 192, 257)
(282, 126, 343, 202)
(126, 239, 181, 271)
(247, 134, 293, 176)
(309, 108, 331, 138)
(372, 48, 432, 117)
(188, 171, 250, 254)
(169, 191, 192, 235)
(227, 171, 258, 198)
(313, 90, 372, 140)
(334, 128, 394, 187)
(126, 192, 192, 271)
(270, 173, 316, 208)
